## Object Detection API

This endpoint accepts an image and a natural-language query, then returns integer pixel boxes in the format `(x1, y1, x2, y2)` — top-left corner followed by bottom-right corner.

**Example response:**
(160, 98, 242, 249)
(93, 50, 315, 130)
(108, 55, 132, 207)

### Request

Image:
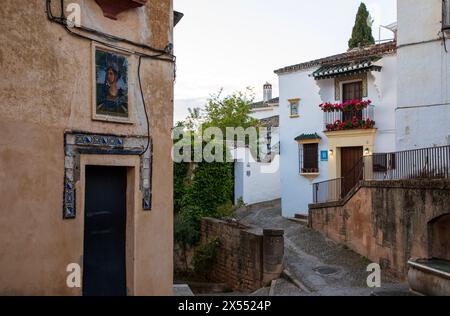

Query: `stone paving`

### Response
(233, 199, 412, 296)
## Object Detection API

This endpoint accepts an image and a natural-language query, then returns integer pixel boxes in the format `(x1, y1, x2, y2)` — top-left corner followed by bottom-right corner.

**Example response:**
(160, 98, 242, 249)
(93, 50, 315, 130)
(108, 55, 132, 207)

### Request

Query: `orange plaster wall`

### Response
(0, 0, 174, 295)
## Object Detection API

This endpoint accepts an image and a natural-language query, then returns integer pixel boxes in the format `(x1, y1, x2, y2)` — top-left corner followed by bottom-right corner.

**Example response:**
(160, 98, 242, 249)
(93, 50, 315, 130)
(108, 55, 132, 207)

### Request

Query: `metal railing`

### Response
(312, 157, 364, 204)
(313, 178, 343, 204)
(323, 105, 375, 129)
(367, 145, 450, 181)
(312, 145, 450, 204)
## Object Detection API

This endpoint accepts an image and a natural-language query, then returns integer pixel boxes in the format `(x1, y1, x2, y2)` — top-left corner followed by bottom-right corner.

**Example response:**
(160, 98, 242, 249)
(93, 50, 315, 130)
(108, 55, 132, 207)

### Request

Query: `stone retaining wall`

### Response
(309, 180, 450, 278)
(201, 218, 284, 293)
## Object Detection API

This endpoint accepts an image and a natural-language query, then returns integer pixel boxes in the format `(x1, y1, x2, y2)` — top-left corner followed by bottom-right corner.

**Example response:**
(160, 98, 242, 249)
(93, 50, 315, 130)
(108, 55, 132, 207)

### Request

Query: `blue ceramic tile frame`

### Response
(63, 132, 152, 219)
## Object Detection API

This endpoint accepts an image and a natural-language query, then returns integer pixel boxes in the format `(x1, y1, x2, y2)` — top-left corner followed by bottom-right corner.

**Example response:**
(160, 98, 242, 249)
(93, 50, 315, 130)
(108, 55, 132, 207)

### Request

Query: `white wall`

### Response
(249, 107, 279, 120)
(232, 147, 281, 205)
(278, 57, 397, 217)
(278, 70, 328, 217)
(234, 160, 244, 203)
(397, 0, 450, 149)
(371, 55, 397, 153)
(230, 104, 281, 206)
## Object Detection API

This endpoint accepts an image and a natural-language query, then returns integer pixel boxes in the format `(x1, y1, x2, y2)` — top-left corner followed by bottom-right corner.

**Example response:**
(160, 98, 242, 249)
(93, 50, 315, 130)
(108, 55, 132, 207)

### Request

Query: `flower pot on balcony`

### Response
(95, 0, 147, 20)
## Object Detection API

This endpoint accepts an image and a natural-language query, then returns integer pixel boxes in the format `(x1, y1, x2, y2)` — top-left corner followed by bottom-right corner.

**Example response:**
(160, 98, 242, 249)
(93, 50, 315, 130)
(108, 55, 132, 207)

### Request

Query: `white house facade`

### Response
(396, 0, 450, 150)
(233, 83, 281, 205)
(233, 146, 280, 206)
(275, 42, 397, 217)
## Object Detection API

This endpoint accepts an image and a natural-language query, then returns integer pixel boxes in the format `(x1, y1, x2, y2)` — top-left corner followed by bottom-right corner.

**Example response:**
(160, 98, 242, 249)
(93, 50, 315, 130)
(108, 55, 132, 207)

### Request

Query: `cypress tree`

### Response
(348, 3, 375, 49)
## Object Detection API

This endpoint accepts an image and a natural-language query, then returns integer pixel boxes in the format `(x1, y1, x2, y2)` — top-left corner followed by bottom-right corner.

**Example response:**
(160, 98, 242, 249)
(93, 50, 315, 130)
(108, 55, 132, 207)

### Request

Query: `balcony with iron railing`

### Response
(320, 101, 375, 132)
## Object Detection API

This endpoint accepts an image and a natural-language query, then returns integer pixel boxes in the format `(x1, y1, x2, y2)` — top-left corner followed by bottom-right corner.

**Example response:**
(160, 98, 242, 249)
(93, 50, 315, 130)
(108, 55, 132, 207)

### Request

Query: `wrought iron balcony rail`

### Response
(323, 105, 375, 131)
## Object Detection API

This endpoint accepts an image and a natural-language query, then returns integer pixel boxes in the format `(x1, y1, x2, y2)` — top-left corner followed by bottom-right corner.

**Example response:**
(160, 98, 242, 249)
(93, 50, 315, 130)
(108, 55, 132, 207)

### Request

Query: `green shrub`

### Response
(192, 237, 221, 275)
(181, 160, 233, 213)
(174, 162, 189, 214)
(174, 209, 202, 249)
(215, 201, 239, 219)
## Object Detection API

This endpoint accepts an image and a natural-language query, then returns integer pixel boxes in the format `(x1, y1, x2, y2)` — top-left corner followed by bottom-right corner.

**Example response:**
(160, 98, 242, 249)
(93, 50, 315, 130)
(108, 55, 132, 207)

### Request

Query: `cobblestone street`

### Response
(234, 200, 412, 296)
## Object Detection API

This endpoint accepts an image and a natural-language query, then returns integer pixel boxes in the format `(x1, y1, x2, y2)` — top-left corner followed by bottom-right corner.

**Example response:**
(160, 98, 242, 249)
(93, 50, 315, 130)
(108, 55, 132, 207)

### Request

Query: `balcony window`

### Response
(320, 100, 375, 132)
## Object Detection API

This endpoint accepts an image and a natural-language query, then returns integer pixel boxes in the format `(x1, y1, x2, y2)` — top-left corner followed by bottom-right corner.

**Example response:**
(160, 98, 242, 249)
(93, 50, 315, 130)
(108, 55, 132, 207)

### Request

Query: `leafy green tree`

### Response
(184, 107, 204, 132)
(181, 159, 234, 214)
(201, 88, 258, 134)
(348, 2, 375, 49)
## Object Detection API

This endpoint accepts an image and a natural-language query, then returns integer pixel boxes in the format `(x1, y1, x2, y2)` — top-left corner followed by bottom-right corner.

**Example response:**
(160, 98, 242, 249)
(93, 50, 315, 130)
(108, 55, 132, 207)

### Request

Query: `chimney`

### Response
(263, 82, 272, 103)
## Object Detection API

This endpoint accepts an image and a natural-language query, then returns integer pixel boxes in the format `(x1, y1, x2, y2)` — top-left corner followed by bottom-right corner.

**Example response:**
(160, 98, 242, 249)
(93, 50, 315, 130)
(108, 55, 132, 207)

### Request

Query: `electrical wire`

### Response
(443, 31, 448, 53)
(45, 0, 170, 156)
(138, 56, 151, 156)
(46, 0, 176, 62)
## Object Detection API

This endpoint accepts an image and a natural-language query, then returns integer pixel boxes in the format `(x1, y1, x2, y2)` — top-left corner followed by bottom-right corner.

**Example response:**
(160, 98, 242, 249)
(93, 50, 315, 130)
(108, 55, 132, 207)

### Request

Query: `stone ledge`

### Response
(309, 179, 450, 210)
(362, 179, 450, 190)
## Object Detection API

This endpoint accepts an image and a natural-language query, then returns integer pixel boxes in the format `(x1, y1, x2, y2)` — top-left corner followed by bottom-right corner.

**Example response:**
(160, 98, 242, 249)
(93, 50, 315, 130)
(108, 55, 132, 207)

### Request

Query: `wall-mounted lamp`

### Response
(364, 148, 370, 156)
(329, 149, 334, 157)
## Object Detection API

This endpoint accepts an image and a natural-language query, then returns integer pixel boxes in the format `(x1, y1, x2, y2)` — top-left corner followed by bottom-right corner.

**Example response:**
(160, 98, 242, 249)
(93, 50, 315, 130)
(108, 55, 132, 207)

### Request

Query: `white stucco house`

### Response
(274, 0, 450, 218)
(233, 83, 281, 206)
(275, 42, 397, 217)
(396, 0, 450, 150)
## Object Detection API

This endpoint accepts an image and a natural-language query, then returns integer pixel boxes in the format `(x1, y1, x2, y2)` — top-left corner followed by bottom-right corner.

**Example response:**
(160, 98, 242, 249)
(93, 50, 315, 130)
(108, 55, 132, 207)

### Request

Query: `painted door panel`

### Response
(83, 166, 127, 296)
(341, 147, 363, 197)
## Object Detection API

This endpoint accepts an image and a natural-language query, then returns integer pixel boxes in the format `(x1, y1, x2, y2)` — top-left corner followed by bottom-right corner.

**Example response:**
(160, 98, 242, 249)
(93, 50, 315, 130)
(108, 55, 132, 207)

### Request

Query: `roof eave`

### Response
(274, 41, 397, 76)
(312, 65, 382, 80)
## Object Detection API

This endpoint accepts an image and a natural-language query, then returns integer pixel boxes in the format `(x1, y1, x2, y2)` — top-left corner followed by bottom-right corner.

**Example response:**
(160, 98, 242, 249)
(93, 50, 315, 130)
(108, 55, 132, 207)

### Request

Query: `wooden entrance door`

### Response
(342, 81, 363, 121)
(341, 147, 363, 197)
(83, 166, 127, 296)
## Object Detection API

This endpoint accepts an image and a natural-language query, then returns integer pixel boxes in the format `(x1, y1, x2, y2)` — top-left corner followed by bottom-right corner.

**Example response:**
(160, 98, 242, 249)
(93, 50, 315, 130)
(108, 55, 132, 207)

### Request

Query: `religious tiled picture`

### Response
(95, 48, 129, 118)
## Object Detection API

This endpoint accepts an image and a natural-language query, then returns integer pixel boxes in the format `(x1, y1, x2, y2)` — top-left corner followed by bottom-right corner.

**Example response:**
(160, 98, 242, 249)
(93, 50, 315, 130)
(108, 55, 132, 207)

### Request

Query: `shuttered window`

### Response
(299, 143, 319, 173)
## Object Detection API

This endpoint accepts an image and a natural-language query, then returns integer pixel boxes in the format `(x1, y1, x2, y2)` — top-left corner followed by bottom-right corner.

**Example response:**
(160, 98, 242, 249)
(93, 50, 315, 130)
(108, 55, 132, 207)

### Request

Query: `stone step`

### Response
(289, 215, 308, 226)
(281, 269, 312, 293)
(173, 284, 195, 296)
(288, 218, 308, 226)
(294, 214, 308, 220)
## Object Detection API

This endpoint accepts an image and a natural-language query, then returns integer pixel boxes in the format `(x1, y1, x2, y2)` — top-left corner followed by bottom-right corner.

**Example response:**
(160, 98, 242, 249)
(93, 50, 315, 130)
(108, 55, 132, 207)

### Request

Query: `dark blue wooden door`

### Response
(83, 166, 127, 296)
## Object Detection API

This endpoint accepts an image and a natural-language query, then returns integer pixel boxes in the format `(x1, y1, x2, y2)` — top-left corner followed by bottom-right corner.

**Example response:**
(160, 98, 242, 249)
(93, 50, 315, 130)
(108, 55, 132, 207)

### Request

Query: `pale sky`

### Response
(173, 0, 397, 123)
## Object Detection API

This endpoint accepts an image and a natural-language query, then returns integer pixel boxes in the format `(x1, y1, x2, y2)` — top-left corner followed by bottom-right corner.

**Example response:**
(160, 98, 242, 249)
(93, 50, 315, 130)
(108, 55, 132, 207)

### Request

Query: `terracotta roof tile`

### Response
(274, 41, 396, 75)
(250, 97, 279, 109)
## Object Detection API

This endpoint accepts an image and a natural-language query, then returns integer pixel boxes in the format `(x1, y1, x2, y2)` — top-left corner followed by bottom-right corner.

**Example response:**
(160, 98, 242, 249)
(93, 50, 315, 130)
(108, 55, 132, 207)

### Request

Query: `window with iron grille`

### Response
(444, 0, 450, 30)
(299, 143, 319, 173)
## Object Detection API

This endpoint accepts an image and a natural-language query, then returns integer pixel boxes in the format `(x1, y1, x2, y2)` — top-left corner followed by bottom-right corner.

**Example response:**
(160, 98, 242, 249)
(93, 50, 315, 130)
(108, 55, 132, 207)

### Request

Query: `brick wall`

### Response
(309, 180, 450, 278)
(201, 218, 284, 293)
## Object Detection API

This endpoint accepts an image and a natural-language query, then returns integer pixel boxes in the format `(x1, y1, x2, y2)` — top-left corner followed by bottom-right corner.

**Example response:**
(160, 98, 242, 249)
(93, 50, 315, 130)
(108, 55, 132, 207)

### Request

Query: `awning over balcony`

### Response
(311, 58, 382, 80)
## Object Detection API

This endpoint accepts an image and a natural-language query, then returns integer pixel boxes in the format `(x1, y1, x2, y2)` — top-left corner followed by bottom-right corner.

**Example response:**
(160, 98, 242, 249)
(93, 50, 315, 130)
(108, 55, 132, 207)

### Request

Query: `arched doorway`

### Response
(428, 213, 450, 261)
